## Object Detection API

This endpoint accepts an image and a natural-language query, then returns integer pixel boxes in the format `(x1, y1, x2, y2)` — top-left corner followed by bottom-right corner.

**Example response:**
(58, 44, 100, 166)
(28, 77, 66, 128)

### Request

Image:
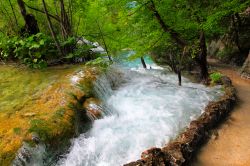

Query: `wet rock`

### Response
(23, 113, 36, 118)
(221, 76, 232, 86)
(13, 143, 46, 166)
(83, 98, 103, 120)
(241, 52, 250, 79)
(32, 133, 40, 144)
(125, 148, 171, 166)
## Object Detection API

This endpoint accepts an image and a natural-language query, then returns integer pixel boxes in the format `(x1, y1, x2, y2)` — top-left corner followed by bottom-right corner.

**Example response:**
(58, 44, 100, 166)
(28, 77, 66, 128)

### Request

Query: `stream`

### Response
(56, 55, 223, 166)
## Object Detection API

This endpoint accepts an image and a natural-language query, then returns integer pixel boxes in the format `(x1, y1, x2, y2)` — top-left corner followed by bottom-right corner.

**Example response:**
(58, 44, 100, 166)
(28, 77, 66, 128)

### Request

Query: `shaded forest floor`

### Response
(193, 58, 250, 166)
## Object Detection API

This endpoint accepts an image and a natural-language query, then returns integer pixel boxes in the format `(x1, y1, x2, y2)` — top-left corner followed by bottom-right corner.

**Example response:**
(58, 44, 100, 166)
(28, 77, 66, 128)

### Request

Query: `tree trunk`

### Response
(25, 3, 61, 22)
(232, 14, 242, 52)
(141, 57, 147, 69)
(42, 0, 64, 56)
(96, 20, 112, 61)
(148, 0, 186, 47)
(148, 0, 209, 82)
(196, 31, 209, 81)
(17, 0, 39, 35)
(59, 0, 71, 39)
(177, 69, 182, 86)
(9, 0, 18, 27)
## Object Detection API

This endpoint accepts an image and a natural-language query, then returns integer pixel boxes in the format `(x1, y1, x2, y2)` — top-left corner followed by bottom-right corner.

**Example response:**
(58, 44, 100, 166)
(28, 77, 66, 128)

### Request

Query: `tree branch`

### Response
(25, 3, 60, 22)
(148, 0, 187, 47)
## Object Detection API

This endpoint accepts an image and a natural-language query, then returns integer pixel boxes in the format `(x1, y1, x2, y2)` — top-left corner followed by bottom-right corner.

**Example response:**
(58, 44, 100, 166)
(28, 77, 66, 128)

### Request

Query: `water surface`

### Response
(58, 62, 223, 166)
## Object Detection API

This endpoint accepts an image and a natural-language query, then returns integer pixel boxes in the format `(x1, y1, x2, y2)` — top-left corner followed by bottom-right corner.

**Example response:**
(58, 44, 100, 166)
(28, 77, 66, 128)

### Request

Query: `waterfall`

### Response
(56, 62, 223, 166)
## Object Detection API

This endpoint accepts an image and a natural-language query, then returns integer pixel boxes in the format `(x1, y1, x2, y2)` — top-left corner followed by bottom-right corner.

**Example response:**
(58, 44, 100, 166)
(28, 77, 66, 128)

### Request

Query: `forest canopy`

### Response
(0, 0, 249, 79)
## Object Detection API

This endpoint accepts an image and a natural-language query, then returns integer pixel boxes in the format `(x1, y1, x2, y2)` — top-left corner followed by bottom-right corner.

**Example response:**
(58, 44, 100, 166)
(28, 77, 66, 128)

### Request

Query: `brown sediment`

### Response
(193, 59, 250, 166)
(125, 63, 237, 166)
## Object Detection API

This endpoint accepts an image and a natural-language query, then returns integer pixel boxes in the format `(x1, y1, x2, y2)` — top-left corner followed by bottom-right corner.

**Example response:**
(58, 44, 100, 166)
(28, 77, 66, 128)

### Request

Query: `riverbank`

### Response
(193, 59, 250, 166)
(0, 64, 101, 165)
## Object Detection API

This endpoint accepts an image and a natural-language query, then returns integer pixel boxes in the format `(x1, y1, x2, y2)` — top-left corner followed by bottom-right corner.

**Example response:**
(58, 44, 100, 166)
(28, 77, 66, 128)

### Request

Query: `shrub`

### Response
(0, 33, 57, 68)
(0, 34, 97, 67)
(210, 72, 223, 84)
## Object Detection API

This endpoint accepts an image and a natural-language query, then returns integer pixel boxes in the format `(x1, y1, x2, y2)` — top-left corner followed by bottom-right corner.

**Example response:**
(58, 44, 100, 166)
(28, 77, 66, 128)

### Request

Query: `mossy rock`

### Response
(0, 65, 101, 165)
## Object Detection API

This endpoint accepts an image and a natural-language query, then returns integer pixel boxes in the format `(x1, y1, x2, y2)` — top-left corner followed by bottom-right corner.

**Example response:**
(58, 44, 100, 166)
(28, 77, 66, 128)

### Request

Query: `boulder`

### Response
(241, 52, 250, 79)
(83, 98, 103, 120)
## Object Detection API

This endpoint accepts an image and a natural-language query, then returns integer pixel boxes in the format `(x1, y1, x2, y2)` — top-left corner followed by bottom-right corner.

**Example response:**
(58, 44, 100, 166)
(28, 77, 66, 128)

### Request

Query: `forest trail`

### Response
(194, 59, 250, 166)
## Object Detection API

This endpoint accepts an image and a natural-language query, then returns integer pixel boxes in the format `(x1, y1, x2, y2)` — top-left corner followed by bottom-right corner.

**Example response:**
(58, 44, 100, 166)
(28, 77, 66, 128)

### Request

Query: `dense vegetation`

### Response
(0, 0, 249, 80)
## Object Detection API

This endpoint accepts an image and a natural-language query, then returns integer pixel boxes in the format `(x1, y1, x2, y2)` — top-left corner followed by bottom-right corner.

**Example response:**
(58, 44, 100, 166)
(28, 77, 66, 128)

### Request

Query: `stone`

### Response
(83, 98, 103, 120)
(23, 113, 36, 117)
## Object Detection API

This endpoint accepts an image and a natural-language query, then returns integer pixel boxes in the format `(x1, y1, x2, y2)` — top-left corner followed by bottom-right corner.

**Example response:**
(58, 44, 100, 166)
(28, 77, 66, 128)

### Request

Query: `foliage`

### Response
(217, 47, 239, 59)
(0, 0, 249, 68)
(210, 72, 223, 84)
(0, 33, 97, 68)
(65, 43, 96, 61)
(86, 57, 112, 68)
(0, 33, 56, 68)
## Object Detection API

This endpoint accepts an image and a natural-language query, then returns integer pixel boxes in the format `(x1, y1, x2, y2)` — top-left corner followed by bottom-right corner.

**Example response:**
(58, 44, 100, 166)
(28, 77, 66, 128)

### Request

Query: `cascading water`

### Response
(57, 55, 223, 166)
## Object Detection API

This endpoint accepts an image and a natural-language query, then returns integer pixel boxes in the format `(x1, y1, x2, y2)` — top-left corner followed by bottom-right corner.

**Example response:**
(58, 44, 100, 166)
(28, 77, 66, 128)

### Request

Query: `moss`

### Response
(29, 119, 51, 142)
(13, 128, 21, 135)
(0, 64, 101, 165)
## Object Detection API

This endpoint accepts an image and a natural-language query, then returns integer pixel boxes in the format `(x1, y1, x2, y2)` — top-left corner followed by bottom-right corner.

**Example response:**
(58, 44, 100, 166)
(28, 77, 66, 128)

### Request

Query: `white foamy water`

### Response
(58, 66, 223, 166)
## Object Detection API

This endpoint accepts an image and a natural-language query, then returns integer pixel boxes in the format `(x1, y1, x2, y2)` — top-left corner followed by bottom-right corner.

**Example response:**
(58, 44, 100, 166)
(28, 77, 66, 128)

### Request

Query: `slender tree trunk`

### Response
(8, 0, 18, 27)
(235, 13, 242, 27)
(196, 31, 209, 81)
(148, 0, 186, 47)
(0, 1, 15, 28)
(17, 0, 26, 21)
(141, 57, 147, 69)
(42, 0, 64, 56)
(96, 20, 112, 61)
(232, 14, 242, 52)
(177, 69, 182, 86)
(68, 0, 73, 27)
(59, 0, 73, 54)
(148, 0, 209, 82)
(17, 0, 39, 35)
(25, 3, 61, 22)
(60, 0, 71, 39)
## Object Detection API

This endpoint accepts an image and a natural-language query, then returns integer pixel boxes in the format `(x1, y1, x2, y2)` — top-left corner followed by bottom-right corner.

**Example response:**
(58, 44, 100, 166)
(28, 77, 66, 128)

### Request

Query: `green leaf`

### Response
(64, 53, 74, 59)
(39, 39, 45, 45)
(30, 44, 40, 49)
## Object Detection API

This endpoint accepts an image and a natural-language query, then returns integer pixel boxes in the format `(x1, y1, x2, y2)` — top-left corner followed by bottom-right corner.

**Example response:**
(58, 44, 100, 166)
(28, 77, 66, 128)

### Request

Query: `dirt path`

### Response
(193, 59, 250, 166)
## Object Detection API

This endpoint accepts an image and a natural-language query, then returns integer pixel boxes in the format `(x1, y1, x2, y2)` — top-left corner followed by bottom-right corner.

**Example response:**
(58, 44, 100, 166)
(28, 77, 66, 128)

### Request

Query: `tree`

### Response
(42, 0, 64, 56)
(99, 0, 249, 83)
(17, 0, 39, 35)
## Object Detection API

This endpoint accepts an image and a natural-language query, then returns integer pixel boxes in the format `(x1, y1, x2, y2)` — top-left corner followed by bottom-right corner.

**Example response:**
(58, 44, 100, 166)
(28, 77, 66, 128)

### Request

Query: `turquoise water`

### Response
(114, 51, 155, 69)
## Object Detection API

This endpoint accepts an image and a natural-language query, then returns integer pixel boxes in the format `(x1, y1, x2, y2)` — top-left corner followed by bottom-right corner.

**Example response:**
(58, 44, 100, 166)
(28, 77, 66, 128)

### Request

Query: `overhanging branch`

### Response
(24, 3, 60, 22)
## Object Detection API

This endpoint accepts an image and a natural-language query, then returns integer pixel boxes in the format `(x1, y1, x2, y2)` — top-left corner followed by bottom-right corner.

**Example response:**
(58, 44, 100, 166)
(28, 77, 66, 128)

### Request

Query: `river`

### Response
(56, 56, 223, 166)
